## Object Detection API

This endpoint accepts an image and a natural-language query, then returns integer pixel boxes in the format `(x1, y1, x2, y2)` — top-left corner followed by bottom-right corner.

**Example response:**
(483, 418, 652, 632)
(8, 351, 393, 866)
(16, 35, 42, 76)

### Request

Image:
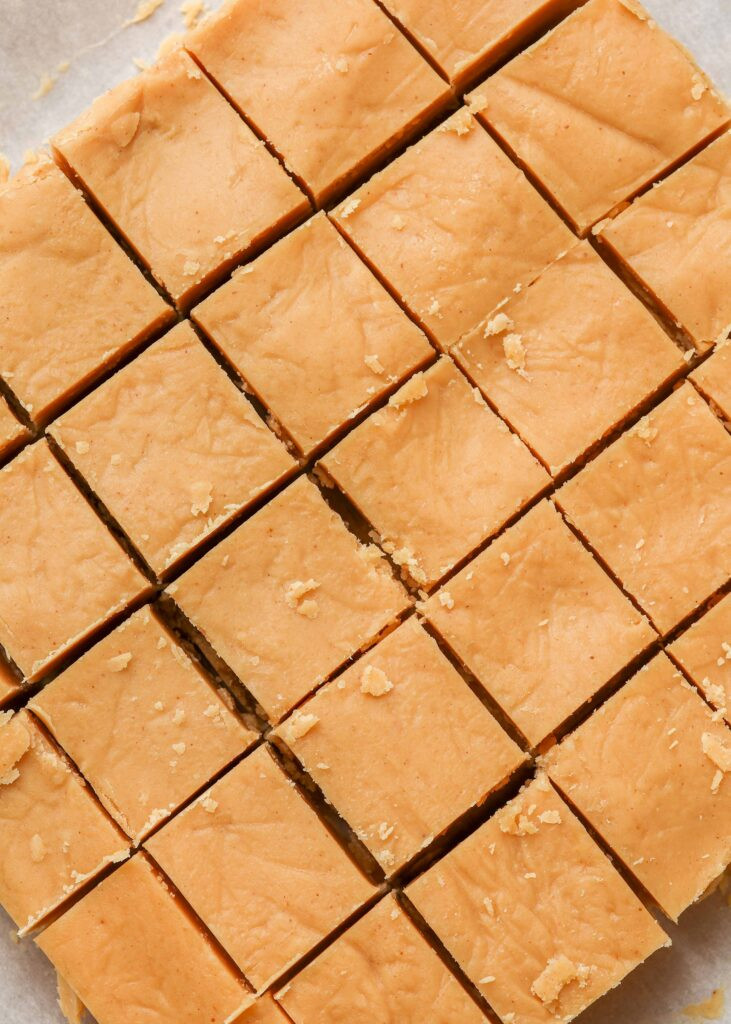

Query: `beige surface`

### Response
(0, 157, 171, 425)
(0, 441, 148, 682)
(331, 110, 573, 349)
(453, 241, 683, 474)
(692, 341, 731, 419)
(557, 384, 731, 634)
(322, 357, 549, 588)
(194, 214, 433, 456)
(0, 397, 26, 462)
(670, 595, 731, 726)
(546, 653, 731, 922)
(36, 854, 249, 1024)
(29, 605, 255, 843)
(50, 321, 295, 575)
(473, 0, 729, 234)
(146, 745, 373, 991)
(53, 47, 308, 306)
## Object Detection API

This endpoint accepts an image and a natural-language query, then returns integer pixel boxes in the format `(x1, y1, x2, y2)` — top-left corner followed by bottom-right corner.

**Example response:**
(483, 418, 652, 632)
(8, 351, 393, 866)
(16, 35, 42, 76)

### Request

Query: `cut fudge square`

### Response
(669, 595, 731, 727)
(546, 653, 731, 921)
(425, 501, 656, 747)
(194, 214, 434, 457)
(277, 893, 488, 1024)
(332, 110, 573, 349)
(408, 775, 668, 1024)
(0, 157, 171, 424)
(692, 342, 731, 420)
(50, 321, 295, 576)
(321, 357, 549, 588)
(172, 475, 406, 723)
(187, 0, 451, 205)
(472, 0, 729, 234)
(600, 130, 731, 351)
(53, 48, 308, 307)
(0, 396, 27, 463)
(37, 854, 249, 1024)
(0, 441, 148, 682)
(273, 617, 526, 874)
(0, 710, 129, 934)
(146, 744, 374, 991)
(29, 605, 256, 844)
(557, 384, 731, 634)
(453, 242, 684, 474)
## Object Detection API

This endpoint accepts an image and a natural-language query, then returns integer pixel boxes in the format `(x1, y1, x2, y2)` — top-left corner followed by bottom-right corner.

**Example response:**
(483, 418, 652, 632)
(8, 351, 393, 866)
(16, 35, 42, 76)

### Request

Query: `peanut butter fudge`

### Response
(425, 501, 656, 747)
(274, 618, 525, 873)
(332, 110, 573, 349)
(0, 157, 171, 424)
(0, 710, 129, 934)
(321, 357, 549, 588)
(53, 48, 308, 307)
(670, 595, 731, 727)
(146, 745, 373, 990)
(453, 242, 683, 474)
(600, 131, 731, 351)
(277, 893, 488, 1024)
(692, 342, 731, 421)
(173, 475, 406, 722)
(30, 606, 255, 843)
(546, 654, 731, 921)
(0, 441, 148, 682)
(194, 214, 433, 456)
(37, 854, 249, 1024)
(0, 395, 26, 463)
(472, 0, 729, 234)
(557, 384, 731, 634)
(408, 775, 668, 1024)
(187, 0, 451, 205)
(50, 322, 295, 575)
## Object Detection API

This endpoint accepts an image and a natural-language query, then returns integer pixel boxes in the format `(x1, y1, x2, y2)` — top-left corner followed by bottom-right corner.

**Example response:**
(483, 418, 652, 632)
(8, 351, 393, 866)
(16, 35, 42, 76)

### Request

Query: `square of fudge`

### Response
(692, 342, 731, 420)
(556, 384, 731, 633)
(425, 501, 656, 747)
(194, 214, 434, 456)
(53, 48, 308, 307)
(187, 0, 451, 205)
(669, 595, 731, 727)
(332, 109, 573, 349)
(273, 617, 525, 874)
(0, 441, 148, 682)
(0, 157, 171, 424)
(0, 710, 129, 934)
(600, 130, 731, 351)
(0, 395, 27, 463)
(146, 744, 374, 990)
(50, 321, 295, 576)
(37, 854, 249, 1024)
(408, 774, 668, 1024)
(277, 893, 488, 1024)
(29, 605, 256, 843)
(172, 475, 406, 723)
(453, 242, 684, 474)
(320, 357, 549, 588)
(472, 0, 729, 234)
(546, 653, 731, 921)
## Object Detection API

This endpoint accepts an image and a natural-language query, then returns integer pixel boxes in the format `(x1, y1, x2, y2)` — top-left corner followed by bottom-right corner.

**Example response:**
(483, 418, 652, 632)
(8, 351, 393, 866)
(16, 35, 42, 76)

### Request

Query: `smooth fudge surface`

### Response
(692, 342, 731, 420)
(194, 214, 433, 456)
(546, 653, 731, 921)
(274, 617, 525, 873)
(53, 48, 308, 306)
(670, 594, 731, 727)
(146, 744, 373, 991)
(0, 441, 147, 682)
(408, 775, 668, 1024)
(332, 110, 573, 349)
(50, 321, 295, 575)
(473, 0, 729, 233)
(557, 384, 731, 634)
(321, 357, 549, 588)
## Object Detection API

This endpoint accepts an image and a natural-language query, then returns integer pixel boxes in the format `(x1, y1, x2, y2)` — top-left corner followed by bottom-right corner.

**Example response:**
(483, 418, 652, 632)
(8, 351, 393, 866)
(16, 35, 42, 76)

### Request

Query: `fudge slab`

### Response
(50, 321, 295, 576)
(409, 775, 668, 1024)
(692, 341, 731, 421)
(0, 396, 28, 462)
(669, 594, 731, 727)
(274, 617, 526, 873)
(194, 213, 433, 456)
(146, 745, 374, 991)
(321, 357, 549, 588)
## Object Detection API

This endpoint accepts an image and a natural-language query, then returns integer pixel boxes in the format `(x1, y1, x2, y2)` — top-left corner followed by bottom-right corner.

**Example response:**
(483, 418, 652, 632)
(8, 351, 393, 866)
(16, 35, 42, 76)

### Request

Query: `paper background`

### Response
(0, 1, 730, 1022)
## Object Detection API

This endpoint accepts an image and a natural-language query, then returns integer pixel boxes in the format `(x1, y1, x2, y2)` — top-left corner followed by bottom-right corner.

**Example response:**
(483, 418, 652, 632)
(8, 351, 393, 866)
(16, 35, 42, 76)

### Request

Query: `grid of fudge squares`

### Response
(670, 594, 731, 727)
(691, 340, 731, 421)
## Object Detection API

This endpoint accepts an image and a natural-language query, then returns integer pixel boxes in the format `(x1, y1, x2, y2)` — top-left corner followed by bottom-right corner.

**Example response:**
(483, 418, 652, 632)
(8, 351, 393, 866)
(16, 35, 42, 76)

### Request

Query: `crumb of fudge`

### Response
(180, 0, 206, 28)
(108, 652, 133, 672)
(340, 198, 361, 219)
(284, 711, 320, 743)
(503, 333, 528, 376)
(360, 664, 394, 697)
(484, 312, 514, 336)
(531, 954, 592, 1004)
(364, 354, 385, 375)
(683, 987, 725, 1019)
(128, 0, 165, 25)
(389, 372, 428, 409)
(284, 579, 321, 619)
(32, 74, 55, 101)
